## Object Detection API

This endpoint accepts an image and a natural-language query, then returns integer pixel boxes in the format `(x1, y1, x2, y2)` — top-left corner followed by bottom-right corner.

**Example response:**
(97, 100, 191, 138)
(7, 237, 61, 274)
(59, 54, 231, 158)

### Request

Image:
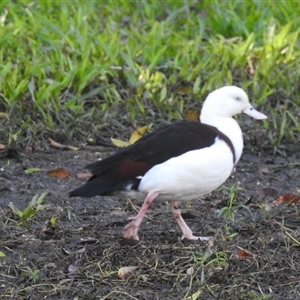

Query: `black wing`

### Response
(69, 121, 234, 197)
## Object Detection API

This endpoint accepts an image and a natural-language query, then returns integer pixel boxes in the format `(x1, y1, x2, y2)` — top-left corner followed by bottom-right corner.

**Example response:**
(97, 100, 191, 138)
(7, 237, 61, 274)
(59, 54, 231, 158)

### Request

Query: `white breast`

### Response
(138, 138, 234, 200)
(201, 116, 244, 163)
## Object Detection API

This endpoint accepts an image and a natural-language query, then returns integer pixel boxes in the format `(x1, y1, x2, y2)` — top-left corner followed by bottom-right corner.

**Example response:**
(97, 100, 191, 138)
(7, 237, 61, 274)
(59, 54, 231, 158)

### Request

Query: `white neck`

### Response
(201, 115, 243, 163)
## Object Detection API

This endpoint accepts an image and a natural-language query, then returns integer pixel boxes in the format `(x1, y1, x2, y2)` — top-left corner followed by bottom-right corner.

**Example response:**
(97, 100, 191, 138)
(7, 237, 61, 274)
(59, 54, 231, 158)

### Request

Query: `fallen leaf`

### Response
(186, 266, 194, 275)
(49, 138, 79, 151)
(25, 168, 44, 174)
(236, 250, 253, 260)
(0, 144, 5, 150)
(47, 168, 71, 178)
(76, 246, 86, 254)
(40, 219, 55, 236)
(129, 125, 150, 144)
(49, 138, 62, 148)
(273, 194, 300, 205)
(184, 290, 202, 300)
(110, 138, 131, 148)
(111, 125, 150, 148)
(76, 172, 92, 179)
(207, 239, 214, 251)
(184, 110, 200, 121)
(118, 266, 139, 279)
(177, 86, 192, 95)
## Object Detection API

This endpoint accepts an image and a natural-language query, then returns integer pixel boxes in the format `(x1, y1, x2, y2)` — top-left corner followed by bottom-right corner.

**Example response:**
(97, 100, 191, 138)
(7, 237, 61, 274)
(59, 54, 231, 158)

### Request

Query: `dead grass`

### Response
(1, 147, 300, 299)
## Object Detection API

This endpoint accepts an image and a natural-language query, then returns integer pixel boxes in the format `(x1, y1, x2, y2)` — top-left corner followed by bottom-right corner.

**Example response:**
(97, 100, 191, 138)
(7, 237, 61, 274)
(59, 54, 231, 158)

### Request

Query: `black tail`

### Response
(69, 177, 121, 198)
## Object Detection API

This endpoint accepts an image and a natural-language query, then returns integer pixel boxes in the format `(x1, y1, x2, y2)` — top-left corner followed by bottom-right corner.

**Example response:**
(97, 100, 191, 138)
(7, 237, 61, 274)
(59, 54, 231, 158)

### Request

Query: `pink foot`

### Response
(122, 191, 159, 240)
(171, 201, 212, 241)
(122, 219, 140, 240)
(181, 232, 213, 241)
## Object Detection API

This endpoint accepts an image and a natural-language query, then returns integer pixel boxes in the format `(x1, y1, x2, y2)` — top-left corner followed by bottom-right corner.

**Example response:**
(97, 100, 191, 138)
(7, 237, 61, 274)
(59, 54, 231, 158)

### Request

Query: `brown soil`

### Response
(1, 139, 300, 300)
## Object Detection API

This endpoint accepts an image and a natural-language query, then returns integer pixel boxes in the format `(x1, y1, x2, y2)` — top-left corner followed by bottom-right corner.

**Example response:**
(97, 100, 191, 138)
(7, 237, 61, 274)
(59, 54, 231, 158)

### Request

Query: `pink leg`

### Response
(123, 191, 159, 240)
(171, 201, 211, 241)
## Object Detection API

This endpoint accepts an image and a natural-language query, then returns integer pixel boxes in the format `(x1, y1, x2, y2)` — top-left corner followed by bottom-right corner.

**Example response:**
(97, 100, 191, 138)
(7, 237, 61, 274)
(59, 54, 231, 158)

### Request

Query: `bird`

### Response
(69, 86, 267, 241)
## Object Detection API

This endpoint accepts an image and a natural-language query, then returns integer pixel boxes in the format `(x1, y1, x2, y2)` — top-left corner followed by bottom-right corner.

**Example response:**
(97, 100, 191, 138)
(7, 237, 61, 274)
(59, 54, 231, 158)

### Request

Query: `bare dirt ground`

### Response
(1, 131, 300, 300)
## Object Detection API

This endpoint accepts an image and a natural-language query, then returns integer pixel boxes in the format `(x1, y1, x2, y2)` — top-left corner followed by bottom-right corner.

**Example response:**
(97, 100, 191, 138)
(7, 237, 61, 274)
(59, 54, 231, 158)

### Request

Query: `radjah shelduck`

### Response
(70, 86, 267, 241)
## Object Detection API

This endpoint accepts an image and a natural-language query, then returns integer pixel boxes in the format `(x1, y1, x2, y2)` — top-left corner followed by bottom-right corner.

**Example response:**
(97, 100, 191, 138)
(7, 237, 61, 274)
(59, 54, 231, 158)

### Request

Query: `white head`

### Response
(200, 86, 267, 122)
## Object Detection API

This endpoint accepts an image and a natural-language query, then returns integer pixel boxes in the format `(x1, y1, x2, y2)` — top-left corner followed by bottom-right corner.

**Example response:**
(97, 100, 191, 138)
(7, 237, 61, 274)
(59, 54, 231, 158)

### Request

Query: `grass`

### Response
(0, 0, 300, 300)
(1, 4, 300, 297)
(7, 192, 48, 230)
(0, 1, 300, 148)
(1, 146, 300, 298)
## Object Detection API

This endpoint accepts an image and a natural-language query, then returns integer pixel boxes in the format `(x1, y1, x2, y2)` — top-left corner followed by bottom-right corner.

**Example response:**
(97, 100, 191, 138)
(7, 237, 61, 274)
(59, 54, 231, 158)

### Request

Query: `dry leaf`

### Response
(118, 266, 139, 279)
(207, 239, 214, 251)
(49, 138, 62, 148)
(0, 144, 5, 150)
(129, 125, 149, 144)
(47, 168, 71, 178)
(273, 194, 300, 205)
(184, 290, 202, 300)
(110, 138, 131, 148)
(186, 266, 194, 276)
(49, 138, 79, 151)
(177, 86, 192, 95)
(184, 110, 200, 121)
(236, 250, 253, 260)
(40, 219, 55, 235)
(111, 125, 150, 148)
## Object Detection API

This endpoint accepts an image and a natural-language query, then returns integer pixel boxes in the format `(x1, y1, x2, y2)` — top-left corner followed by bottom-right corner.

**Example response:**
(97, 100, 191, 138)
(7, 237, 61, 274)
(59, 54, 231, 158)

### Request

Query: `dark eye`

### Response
(236, 97, 241, 101)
